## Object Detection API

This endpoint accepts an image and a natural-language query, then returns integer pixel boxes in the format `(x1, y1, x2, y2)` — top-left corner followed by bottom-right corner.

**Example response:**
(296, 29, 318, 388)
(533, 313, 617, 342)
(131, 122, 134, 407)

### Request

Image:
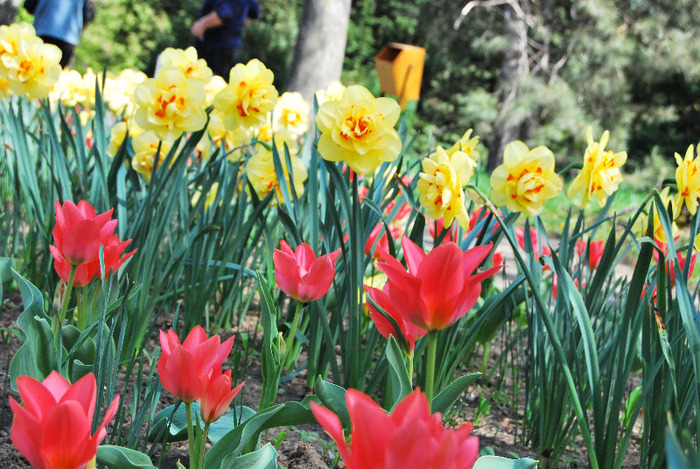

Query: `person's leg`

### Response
(199, 46, 243, 79)
(39, 36, 75, 68)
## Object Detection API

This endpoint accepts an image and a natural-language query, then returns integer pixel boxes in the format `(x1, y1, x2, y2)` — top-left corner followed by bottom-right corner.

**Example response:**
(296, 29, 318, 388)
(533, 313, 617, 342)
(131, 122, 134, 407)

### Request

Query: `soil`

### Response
(0, 284, 641, 468)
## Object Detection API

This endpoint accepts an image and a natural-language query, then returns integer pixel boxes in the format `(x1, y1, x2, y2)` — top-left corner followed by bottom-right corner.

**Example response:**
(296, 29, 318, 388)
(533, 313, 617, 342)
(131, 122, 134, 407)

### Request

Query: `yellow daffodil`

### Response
(490, 141, 563, 217)
(191, 182, 219, 210)
(130, 131, 175, 182)
(0, 22, 38, 68)
(133, 66, 207, 141)
(315, 81, 345, 106)
(273, 91, 310, 137)
(50, 69, 91, 107)
(568, 128, 627, 208)
(445, 128, 480, 165)
(204, 74, 227, 108)
(673, 144, 700, 216)
(417, 146, 472, 229)
(158, 46, 212, 86)
(0, 77, 9, 97)
(1, 34, 61, 99)
(633, 187, 679, 243)
(316, 85, 402, 175)
(104, 68, 147, 115)
(107, 122, 128, 158)
(197, 111, 253, 162)
(214, 59, 278, 130)
(246, 147, 307, 205)
(257, 114, 300, 157)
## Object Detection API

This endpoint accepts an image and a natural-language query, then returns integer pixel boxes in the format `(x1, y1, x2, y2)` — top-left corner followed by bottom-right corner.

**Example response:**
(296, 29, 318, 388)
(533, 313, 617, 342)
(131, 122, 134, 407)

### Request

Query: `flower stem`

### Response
(282, 301, 304, 371)
(185, 402, 195, 468)
(425, 330, 438, 406)
(55, 265, 77, 340)
(407, 351, 414, 388)
(197, 422, 210, 469)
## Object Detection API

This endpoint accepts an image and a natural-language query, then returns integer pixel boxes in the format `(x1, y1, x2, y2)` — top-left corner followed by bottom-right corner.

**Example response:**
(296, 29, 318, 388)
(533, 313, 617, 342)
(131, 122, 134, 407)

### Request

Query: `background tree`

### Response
(285, 0, 351, 104)
(0, 0, 21, 26)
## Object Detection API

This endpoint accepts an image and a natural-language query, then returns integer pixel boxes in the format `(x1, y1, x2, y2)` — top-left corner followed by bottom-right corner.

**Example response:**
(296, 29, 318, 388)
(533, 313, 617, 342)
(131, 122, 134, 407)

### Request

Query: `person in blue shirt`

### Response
(191, 0, 261, 78)
(24, 0, 90, 68)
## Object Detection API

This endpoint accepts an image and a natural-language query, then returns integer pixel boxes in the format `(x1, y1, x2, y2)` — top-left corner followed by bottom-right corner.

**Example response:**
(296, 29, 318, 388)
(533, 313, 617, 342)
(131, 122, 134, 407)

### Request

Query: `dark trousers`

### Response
(40, 36, 75, 68)
(197, 45, 243, 79)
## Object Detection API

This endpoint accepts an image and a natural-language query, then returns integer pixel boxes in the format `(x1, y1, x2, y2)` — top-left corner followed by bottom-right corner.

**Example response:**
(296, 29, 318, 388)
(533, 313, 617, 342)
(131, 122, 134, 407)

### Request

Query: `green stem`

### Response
(185, 402, 195, 468)
(76, 287, 85, 330)
(197, 422, 210, 469)
(281, 302, 304, 371)
(481, 342, 490, 378)
(407, 352, 414, 388)
(55, 265, 77, 340)
(425, 330, 438, 405)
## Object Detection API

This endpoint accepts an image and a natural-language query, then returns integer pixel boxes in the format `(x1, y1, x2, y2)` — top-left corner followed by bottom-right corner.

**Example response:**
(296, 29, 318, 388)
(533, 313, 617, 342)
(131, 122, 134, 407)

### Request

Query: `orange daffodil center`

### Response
(316, 85, 402, 175)
(490, 141, 563, 217)
(567, 128, 627, 208)
(417, 146, 475, 229)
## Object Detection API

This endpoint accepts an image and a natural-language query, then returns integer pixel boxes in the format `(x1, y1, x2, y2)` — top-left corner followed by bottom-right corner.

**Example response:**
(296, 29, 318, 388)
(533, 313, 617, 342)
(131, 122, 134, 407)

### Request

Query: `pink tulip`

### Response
(158, 326, 234, 403)
(312, 388, 478, 469)
(9, 371, 119, 469)
(273, 240, 341, 303)
(575, 239, 605, 269)
(200, 368, 245, 424)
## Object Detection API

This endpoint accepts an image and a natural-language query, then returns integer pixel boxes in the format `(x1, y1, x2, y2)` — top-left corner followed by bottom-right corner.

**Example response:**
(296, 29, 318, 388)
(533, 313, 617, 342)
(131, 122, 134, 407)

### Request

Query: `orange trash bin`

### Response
(375, 43, 426, 109)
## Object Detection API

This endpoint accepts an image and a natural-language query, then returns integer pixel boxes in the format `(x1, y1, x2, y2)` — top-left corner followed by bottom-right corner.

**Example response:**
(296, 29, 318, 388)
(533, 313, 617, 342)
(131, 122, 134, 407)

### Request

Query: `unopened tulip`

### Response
(158, 325, 234, 402)
(312, 388, 478, 469)
(273, 240, 341, 303)
(9, 371, 119, 469)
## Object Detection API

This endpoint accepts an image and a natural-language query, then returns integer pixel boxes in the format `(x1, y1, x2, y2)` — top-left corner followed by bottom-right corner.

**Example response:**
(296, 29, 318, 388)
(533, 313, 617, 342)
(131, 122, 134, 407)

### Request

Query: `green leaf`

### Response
(208, 407, 257, 444)
(96, 445, 157, 469)
(431, 372, 481, 414)
(473, 456, 538, 469)
(205, 398, 316, 469)
(0, 256, 13, 285)
(148, 402, 192, 442)
(385, 336, 412, 408)
(314, 378, 350, 428)
(219, 443, 278, 469)
(9, 269, 57, 389)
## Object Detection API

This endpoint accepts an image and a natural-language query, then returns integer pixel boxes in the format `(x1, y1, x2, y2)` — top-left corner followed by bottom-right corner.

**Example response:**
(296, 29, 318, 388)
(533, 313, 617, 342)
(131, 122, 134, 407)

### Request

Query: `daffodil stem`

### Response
(282, 302, 304, 371)
(425, 330, 438, 406)
(185, 402, 195, 468)
(55, 265, 77, 340)
(197, 422, 210, 469)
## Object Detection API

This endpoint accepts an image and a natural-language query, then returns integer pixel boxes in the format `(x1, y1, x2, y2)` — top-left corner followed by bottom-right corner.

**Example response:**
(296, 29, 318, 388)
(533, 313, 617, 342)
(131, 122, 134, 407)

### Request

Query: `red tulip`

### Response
(273, 240, 341, 303)
(50, 199, 136, 287)
(575, 239, 605, 269)
(364, 284, 427, 353)
(158, 326, 234, 403)
(370, 237, 501, 331)
(311, 388, 478, 469)
(9, 371, 119, 469)
(199, 368, 245, 424)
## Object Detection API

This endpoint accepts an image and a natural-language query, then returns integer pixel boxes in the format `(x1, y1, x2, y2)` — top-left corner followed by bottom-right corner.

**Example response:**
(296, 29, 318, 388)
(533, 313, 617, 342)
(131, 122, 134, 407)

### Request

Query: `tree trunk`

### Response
(487, 4, 528, 171)
(286, 0, 351, 106)
(0, 0, 21, 26)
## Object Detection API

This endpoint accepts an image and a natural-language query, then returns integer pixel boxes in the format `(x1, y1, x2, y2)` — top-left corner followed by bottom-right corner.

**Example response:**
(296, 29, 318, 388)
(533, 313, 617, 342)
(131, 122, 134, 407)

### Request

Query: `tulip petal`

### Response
(401, 237, 425, 274)
(311, 402, 350, 464)
(42, 401, 95, 469)
(9, 397, 44, 469)
(296, 256, 334, 302)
